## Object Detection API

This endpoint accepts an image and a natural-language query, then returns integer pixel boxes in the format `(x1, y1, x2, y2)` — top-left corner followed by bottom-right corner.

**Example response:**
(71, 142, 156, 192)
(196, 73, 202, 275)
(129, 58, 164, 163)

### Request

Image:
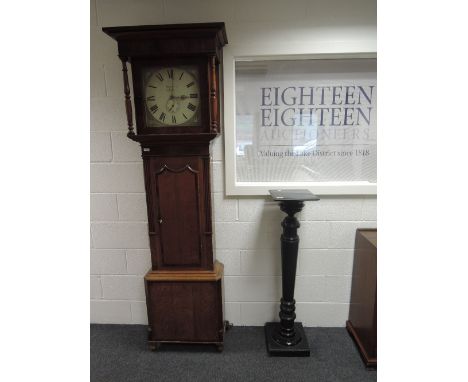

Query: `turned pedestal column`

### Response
(265, 189, 320, 356)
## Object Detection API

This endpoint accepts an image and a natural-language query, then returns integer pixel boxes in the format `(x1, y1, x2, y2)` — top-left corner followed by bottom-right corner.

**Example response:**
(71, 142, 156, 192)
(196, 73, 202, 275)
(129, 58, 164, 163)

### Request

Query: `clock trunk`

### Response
(143, 153, 214, 271)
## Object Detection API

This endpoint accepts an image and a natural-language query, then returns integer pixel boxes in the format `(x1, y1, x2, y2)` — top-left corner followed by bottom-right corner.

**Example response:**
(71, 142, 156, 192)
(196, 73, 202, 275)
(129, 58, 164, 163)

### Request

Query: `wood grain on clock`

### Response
(102, 23, 227, 59)
(155, 165, 201, 266)
(146, 156, 212, 271)
(147, 280, 222, 342)
(102, 23, 228, 350)
(145, 262, 224, 345)
(145, 261, 223, 281)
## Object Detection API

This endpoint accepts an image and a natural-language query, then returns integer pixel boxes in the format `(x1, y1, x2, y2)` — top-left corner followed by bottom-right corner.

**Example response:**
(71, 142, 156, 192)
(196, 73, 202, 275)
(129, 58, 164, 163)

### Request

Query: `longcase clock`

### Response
(102, 23, 228, 351)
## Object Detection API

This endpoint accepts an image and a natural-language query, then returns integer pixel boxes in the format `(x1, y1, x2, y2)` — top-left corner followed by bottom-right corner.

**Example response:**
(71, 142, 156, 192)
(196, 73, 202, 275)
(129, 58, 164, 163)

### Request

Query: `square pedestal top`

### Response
(269, 189, 320, 202)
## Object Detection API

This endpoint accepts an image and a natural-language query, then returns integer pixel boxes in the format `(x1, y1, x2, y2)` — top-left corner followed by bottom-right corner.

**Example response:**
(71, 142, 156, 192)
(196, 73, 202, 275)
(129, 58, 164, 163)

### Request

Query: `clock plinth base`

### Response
(145, 261, 225, 350)
(147, 339, 224, 352)
(265, 322, 310, 356)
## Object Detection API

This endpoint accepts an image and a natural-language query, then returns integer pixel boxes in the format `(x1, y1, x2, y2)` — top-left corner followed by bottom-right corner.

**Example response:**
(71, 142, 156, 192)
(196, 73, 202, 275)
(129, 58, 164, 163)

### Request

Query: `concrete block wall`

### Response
(90, 0, 377, 326)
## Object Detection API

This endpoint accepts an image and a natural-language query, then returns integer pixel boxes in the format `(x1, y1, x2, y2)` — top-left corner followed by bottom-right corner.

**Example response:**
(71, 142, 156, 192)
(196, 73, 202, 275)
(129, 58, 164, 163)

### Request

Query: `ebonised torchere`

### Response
(265, 189, 320, 356)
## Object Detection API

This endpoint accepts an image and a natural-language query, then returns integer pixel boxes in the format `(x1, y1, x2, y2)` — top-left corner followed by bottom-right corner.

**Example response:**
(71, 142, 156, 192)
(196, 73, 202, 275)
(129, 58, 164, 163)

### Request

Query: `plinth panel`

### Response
(146, 279, 223, 343)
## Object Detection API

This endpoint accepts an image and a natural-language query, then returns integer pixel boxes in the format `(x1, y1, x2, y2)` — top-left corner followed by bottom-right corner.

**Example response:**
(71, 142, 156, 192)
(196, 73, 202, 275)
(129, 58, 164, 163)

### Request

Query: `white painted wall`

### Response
(90, 0, 377, 326)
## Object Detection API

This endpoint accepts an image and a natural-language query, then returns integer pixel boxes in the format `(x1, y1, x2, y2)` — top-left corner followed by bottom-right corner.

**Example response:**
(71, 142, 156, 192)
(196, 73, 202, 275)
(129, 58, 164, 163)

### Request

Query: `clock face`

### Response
(144, 67, 200, 127)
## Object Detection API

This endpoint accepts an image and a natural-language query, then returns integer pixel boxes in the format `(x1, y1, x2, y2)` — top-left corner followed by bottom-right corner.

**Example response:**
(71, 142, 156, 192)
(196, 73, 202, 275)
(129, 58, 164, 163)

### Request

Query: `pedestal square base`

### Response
(265, 322, 310, 357)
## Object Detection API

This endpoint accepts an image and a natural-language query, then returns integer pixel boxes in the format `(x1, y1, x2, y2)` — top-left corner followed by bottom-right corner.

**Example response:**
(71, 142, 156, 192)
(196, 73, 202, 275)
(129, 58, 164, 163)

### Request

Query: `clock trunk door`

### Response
(148, 157, 206, 269)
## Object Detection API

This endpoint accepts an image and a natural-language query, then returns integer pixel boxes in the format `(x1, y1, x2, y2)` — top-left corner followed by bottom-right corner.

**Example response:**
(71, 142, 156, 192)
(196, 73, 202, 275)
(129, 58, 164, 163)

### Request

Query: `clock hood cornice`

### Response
(102, 22, 227, 60)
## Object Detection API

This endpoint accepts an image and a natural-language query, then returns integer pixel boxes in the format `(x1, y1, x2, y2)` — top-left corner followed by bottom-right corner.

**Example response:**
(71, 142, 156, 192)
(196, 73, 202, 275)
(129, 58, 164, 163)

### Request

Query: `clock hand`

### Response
(171, 70, 174, 98)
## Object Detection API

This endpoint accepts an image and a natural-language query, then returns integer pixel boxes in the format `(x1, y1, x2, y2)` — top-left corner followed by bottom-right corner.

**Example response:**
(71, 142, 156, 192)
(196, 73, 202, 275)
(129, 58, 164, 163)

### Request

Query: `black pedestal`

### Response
(265, 322, 310, 356)
(265, 189, 320, 357)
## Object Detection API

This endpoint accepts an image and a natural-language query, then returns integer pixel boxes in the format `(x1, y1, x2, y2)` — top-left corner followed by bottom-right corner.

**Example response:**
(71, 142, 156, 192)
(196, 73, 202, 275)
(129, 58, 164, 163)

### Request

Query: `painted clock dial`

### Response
(145, 67, 200, 127)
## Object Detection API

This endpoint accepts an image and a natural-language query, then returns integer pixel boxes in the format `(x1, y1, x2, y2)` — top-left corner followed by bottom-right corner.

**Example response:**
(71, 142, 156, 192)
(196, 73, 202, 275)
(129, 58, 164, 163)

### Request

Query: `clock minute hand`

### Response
(171, 70, 174, 98)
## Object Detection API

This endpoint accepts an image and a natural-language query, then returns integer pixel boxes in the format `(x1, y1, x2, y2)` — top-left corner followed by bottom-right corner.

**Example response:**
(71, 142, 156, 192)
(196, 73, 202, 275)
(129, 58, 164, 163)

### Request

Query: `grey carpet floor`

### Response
(91, 325, 376, 382)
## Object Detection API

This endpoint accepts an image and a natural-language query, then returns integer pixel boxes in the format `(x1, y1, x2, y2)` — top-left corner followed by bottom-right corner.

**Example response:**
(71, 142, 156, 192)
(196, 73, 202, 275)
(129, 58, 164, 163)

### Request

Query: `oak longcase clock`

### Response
(103, 23, 228, 351)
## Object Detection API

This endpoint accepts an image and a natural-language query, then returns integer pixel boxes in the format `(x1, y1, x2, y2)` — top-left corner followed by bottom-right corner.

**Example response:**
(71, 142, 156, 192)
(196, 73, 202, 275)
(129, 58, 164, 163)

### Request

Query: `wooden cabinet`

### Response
(346, 228, 377, 367)
(102, 23, 228, 351)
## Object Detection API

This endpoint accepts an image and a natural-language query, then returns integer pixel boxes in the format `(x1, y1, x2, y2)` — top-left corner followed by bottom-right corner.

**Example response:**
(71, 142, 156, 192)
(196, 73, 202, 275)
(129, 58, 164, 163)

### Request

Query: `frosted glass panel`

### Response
(235, 59, 377, 183)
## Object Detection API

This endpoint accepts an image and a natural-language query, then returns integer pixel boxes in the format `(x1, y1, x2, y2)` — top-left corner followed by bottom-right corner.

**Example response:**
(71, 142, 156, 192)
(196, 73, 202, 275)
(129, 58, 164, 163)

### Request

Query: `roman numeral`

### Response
(159, 112, 166, 122)
(189, 93, 198, 99)
(155, 73, 163, 82)
(182, 113, 188, 119)
(172, 115, 177, 124)
(150, 104, 159, 114)
(187, 103, 196, 111)
(167, 69, 173, 79)
(146, 96, 155, 101)
(179, 72, 184, 80)
(186, 81, 195, 88)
